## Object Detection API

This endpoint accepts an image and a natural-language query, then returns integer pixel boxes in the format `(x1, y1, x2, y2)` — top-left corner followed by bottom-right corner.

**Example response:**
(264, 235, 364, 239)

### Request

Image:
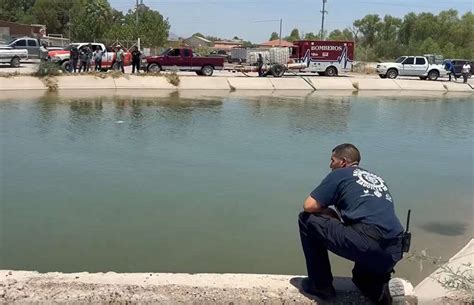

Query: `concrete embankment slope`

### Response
(0, 75, 473, 92)
(414, 238, 474, 304)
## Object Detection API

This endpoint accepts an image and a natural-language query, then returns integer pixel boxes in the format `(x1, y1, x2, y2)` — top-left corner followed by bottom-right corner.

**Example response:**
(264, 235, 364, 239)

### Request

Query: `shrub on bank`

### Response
(35, 61, 61, 77)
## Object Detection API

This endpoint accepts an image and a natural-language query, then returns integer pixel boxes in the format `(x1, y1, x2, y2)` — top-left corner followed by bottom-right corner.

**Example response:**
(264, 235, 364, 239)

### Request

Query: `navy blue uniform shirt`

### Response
(310, 167, 404, 239)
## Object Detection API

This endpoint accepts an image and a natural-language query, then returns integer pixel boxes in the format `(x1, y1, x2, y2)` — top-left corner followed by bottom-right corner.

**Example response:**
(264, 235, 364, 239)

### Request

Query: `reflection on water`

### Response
(420, 222, 468, 236)
(1, 92, 472, 285)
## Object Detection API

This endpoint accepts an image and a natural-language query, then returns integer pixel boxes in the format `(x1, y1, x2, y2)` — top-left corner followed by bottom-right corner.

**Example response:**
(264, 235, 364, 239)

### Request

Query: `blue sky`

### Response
(109, 0, 473, 42)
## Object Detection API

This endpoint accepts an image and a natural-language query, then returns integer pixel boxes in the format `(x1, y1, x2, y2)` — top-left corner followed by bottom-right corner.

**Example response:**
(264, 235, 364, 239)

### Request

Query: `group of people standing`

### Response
(444, 60, 472, 83)
(68, 44, 142, 74)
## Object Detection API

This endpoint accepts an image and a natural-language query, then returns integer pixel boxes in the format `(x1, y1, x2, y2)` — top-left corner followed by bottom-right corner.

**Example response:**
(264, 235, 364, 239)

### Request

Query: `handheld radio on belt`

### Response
(402, 209, 412, 253)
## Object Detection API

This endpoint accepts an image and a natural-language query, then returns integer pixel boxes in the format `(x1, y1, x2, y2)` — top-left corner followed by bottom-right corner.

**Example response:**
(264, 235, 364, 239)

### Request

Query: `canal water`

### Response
(1, 91, 472, 284)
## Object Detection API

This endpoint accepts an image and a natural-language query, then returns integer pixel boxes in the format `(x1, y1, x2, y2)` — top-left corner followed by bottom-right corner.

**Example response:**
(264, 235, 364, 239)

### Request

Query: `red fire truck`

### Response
(291, 40, 354, 76)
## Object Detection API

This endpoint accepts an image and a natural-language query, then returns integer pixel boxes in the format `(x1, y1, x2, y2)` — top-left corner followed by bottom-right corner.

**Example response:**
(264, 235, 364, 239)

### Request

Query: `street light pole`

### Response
(279, 18, 282, 46)
(136, 0, 139, 25)
(320, 0, 328, 40)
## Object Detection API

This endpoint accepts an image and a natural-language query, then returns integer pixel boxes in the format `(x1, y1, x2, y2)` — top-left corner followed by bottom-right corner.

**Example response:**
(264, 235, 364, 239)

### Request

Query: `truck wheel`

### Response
(271, 64, 286, 77)
(428, 70, 439, 81)
(10, 57, 20, 68)
(386, 69, 398, 79)
(148, 63, 161, 73)
(379, 74, 387, 79)
(61, 60, 71, 72)
(201, 65, 214, 76)
(325, 66, 338, 76)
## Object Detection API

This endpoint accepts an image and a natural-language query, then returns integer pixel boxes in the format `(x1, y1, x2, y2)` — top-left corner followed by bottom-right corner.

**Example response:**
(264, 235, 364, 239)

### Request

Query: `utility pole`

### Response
(320, 0, 328, 40)
(136, 0, 139, 25)
(136, 0, 142, 49)
(279, 18, 282, 46)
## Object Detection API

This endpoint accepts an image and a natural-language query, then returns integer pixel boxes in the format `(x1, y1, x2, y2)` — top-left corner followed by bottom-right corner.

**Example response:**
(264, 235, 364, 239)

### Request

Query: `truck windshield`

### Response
(395, 57, 406, 63)
(160, 48, 172, 55)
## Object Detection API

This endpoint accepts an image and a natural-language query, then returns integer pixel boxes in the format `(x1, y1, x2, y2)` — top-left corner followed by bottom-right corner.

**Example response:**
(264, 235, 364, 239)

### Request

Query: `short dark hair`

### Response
(332, 143, 361, 163)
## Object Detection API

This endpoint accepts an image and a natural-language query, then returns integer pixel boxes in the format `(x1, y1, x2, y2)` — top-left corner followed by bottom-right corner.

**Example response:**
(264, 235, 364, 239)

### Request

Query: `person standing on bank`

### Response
(78, 46, 89, 73)
(257, 53, 264, 77)
(93, 48, 104, 71)
(461, 61, 471, 84)
(70, 46, 79, 73)
(444, 59, 456, 81)
(115, 45, 125, 73)
(131, 46, 141, 74)
(298, 143, 406, 304)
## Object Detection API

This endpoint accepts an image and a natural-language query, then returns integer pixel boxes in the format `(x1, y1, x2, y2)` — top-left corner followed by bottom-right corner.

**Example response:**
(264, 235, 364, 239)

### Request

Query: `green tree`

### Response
(328, 28, 353, 41)
(0, 0, 36, 23)
(70, 0, 112, 41)
(32, 0, 71, 35)
(353, 14, 382, 47)
(304, 32, 318, 40)
(269, 32, 279, 40)
(417, 37, 442, 55)
(106, 4, 170, 47)
(398, 12, 417, 45)
(285, 28, 300, 42)
(377, 15, 402, 41)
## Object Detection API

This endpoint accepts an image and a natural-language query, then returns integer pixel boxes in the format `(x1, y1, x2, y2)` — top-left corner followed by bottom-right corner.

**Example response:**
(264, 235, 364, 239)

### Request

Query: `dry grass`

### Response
(42, 76, 58, 92)
(165, 71, 180, 86)
(34, 61, 61, 77)
(352, 62, 377, 75)
(0, 71, 20, 78)
(139, 71, 162, 77)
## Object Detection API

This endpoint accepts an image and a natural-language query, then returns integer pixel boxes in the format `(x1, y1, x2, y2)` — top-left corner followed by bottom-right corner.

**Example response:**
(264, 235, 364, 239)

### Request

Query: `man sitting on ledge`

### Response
(298, 143, 406, 304)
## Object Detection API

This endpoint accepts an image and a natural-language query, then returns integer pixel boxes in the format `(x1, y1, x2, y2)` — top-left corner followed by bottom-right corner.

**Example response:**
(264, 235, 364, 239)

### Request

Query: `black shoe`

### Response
(301, 278, 336, 301)
(377, 278, 406, 305)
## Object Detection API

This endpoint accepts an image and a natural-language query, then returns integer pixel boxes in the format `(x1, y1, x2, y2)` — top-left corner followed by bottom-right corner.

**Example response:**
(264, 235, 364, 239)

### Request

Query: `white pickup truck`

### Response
(0, 46, 28, 67)
(48, 42, 132, 71)
(376, 56, 446, 80)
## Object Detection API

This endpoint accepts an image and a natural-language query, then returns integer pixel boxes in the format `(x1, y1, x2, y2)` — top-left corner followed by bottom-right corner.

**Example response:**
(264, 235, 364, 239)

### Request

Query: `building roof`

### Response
(214, 40, 243, 45)
(259, 39, 293, 47)
(185, 35, 212, 43)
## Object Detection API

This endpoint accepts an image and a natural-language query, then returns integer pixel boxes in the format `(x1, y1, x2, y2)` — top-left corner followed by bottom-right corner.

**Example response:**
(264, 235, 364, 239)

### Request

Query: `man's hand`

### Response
(303, 196, 341, 220)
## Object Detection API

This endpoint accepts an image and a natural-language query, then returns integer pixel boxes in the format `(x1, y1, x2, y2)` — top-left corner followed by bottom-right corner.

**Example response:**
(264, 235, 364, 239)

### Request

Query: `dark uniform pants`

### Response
(132, 60, 140, 73)
(298, 212, 402, 300)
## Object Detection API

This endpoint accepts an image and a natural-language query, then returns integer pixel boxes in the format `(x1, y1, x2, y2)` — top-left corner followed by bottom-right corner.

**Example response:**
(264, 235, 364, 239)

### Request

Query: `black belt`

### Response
(351, 223, 402, 248)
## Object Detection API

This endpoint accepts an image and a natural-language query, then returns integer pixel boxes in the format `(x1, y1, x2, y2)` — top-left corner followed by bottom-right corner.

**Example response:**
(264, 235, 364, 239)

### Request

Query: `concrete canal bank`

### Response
(2, 237, 472, 304)
(0, 271, 419, 304)
(0, 75, 473, 92)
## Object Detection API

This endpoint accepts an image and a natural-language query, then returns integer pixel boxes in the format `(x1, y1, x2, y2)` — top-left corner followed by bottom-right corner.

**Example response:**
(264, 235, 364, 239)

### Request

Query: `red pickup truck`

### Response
(145, 48, 224, 76)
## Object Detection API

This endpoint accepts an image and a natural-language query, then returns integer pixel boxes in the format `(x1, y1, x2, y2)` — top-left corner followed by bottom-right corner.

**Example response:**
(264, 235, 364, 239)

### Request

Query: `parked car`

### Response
(48, 43, 132, 71)
(376, 56, 446, 80)
(4, 37, 43, 58)
(446, 59, 473, 78)
(145, 47, 225, 76)
(0, 46, 28, 67)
